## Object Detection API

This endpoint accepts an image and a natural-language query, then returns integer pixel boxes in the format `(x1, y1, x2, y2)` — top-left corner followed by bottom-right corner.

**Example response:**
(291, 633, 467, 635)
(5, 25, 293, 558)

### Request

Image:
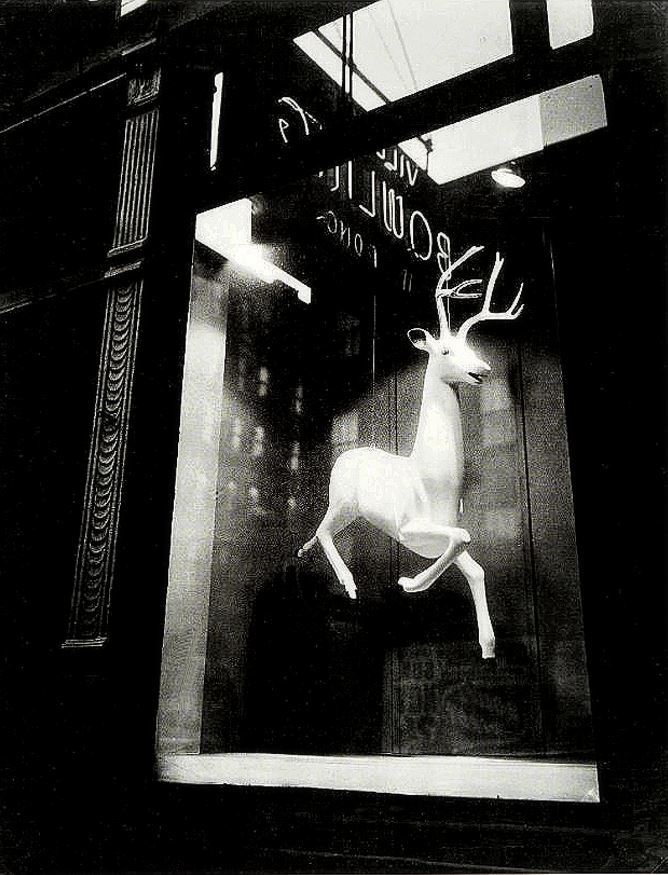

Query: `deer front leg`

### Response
(455, 551, 495, 659)
(398, 523, 471, 594)
(312, 508, 357, 600)
(317, 529, 357, 600)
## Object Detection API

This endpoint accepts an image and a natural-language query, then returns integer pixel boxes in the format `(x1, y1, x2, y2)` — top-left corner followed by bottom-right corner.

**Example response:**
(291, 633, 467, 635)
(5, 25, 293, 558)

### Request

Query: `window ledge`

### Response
(156, 753, 600, 803)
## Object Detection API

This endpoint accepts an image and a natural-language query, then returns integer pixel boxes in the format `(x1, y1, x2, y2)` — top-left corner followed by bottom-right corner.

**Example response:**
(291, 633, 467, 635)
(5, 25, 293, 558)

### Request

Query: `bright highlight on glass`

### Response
(209, 73, 224, 170)
(120, 0, 149, 14)
(196, 200, 312, 304)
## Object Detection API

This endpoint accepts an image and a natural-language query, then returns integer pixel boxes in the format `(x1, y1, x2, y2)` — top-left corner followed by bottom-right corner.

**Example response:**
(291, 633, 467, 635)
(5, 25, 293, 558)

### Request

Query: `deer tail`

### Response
(297, 533, 319, 558)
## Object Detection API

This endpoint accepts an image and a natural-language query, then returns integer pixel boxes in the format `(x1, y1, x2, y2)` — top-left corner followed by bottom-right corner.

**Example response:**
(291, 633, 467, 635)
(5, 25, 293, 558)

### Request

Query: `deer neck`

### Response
(410, 362, 464, 482)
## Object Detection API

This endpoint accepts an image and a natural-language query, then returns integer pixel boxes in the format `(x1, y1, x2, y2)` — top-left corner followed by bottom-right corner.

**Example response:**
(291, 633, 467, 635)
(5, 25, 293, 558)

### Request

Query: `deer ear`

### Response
(407, 328, 432, 351)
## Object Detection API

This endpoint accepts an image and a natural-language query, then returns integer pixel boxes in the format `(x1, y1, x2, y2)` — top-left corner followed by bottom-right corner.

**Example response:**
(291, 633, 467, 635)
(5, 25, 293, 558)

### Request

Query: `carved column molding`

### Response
(64, 66, 160, 648)
(109, 108, 159, 253)
(64, 280, 143, 646)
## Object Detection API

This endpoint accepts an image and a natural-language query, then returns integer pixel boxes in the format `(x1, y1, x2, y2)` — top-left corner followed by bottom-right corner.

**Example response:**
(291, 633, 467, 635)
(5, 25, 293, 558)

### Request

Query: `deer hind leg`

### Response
(398, 524, 471, 594)
(299, 505, 358, 600)
(455, 551, 495, 659)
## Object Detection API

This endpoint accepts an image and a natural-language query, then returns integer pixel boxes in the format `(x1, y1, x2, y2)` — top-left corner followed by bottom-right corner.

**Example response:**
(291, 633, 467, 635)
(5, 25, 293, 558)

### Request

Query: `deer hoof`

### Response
(480, 638, 496, 659)
(398, 576, 433, 593)
(339, 574, 357, 600)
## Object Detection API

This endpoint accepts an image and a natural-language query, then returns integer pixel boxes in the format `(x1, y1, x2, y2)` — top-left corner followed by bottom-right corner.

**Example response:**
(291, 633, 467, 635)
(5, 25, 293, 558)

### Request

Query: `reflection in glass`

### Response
(237, 355, 246, 391)
(252, 426, 266, 459)
(289, 441, 300, 472)
(293, 383, 303, 414)
(231, 416, 244, 451)
(258, 365, 270, 398)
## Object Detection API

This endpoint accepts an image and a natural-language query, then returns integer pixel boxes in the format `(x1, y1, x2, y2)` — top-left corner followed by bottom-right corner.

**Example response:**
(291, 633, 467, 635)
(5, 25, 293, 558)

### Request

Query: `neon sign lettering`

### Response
(358, 169, 377, 218)
(276, 96, 322, 145)
(318, 210, 379, 269)
(270, 99, 516, 301)
(376, 147, 419, 187)
(318, 154, 453, 274)
(382, 182, 404, 240)
(409, 210, 432, 262)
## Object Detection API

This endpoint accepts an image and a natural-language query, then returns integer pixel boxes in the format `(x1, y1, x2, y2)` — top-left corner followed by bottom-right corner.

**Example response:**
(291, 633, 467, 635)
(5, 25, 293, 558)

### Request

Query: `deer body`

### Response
(329, 369, 464, 556)
(298, 253, 523, 659)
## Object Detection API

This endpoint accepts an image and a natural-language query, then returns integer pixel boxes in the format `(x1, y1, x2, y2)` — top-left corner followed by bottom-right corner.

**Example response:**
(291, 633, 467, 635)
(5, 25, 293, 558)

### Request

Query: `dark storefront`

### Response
(0, 1, 665, 872)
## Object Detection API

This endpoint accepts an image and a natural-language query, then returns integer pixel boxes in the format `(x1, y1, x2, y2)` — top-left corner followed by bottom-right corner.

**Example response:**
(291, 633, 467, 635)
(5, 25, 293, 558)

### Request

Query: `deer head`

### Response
(408, 252, 524, 386)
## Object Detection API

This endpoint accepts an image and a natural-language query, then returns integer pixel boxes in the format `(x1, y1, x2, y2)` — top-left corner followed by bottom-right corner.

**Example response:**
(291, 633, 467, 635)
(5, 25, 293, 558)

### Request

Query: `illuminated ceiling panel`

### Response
(295, 0, 513, 109)
(399, 75, 607, 185)
(546, 0, 594, 49)
(540, 75, 607, 147)
(295, 1, 605, 187)
(402, 95, 543, 183)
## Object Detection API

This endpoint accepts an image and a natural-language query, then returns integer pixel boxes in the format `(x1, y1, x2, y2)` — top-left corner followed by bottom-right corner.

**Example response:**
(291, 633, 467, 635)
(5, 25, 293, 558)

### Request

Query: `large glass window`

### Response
(157, 142, 599, 801)
(157, 0, 605, 802)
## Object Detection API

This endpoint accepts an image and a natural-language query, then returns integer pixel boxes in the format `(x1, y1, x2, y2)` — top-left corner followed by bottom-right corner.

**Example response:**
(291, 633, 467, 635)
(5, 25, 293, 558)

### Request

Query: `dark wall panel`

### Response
(0, 286, 108, 865)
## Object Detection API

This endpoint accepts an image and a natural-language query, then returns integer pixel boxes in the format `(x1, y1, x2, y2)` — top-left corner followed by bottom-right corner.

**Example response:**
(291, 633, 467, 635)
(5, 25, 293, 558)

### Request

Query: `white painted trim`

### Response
(157, 753, 600, 803)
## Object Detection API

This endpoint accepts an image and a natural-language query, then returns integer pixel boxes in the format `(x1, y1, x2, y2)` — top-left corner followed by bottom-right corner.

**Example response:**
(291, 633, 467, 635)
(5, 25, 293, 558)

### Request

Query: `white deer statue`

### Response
(298, 253, 523, 659)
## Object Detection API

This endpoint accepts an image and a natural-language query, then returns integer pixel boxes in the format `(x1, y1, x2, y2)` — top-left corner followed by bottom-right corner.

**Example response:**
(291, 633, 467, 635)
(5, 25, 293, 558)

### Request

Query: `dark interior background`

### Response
(193, 160, 593, 760)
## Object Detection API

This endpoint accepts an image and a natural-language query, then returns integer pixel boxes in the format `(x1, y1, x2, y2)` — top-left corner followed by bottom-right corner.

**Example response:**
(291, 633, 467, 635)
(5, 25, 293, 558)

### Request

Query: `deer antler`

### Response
(457, 252, 523, 342)
(434, 270, 453, 341)
(433, 244, 486, 341)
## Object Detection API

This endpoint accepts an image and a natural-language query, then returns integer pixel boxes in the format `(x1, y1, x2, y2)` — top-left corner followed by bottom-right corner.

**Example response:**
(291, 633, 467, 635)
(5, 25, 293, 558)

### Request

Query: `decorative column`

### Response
(63, 64, 161, 647)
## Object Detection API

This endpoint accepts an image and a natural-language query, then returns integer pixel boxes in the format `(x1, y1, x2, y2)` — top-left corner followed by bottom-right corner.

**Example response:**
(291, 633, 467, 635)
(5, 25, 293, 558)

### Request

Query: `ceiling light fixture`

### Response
(491, 163, 526, 189)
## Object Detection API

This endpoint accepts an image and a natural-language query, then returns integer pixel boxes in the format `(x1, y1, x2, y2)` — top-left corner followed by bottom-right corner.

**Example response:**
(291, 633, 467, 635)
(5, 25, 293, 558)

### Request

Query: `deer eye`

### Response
(441, 348, 450, 356)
